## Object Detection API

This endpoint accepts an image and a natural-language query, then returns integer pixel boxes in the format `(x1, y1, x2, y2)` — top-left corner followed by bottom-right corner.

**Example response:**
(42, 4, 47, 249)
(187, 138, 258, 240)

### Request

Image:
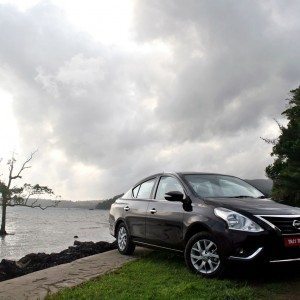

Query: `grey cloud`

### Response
(0, 1, 298, 198)
(134, 0, 300, 140)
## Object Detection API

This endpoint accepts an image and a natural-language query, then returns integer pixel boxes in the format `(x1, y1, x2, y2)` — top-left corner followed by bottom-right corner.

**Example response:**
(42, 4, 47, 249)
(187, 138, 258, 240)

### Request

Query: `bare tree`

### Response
(0, 151, 60, 236)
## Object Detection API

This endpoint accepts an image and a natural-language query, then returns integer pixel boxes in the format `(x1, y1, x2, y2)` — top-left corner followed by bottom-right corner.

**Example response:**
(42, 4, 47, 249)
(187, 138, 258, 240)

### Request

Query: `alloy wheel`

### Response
(190, 239, 220, 274)
(118, 226, 127, 251)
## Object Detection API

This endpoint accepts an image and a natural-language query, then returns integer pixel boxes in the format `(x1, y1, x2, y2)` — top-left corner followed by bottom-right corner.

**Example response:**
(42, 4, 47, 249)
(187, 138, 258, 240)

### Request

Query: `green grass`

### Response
(48, 251, 299, 300)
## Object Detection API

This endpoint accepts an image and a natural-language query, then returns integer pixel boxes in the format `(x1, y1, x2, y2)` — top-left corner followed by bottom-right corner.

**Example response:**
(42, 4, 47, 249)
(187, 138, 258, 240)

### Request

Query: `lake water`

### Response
(0, 207, 115, 260)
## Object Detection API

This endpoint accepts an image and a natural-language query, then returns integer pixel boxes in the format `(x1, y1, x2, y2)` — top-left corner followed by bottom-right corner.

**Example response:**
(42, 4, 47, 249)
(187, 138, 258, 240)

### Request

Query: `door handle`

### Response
(150, 208, 157, 214)
(124, 205, 130, 211)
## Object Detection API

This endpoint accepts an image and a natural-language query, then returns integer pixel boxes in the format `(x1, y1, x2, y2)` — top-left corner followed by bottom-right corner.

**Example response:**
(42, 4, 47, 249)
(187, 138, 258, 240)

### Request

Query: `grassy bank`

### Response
(48, 251, 300, 300)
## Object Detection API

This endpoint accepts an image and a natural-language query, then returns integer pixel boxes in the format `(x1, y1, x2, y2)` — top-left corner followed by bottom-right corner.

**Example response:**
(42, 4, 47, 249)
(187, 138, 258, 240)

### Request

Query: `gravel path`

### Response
(0, 248, 149, 300)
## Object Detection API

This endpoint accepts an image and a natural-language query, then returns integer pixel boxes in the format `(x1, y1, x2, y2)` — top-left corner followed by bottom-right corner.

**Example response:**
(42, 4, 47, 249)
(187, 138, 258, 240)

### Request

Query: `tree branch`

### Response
(11, 150, 37, 180)
(7, 153, 15, 188)
(9, 201, 60, 210)
(260, 136, 278, 145)
(273, 118, 284, 131)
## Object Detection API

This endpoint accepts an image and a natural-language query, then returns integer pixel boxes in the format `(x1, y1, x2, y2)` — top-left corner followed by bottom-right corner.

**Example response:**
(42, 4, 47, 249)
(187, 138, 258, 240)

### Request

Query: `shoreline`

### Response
(1, 207, 113, 261)
(0, 240, 116, 282)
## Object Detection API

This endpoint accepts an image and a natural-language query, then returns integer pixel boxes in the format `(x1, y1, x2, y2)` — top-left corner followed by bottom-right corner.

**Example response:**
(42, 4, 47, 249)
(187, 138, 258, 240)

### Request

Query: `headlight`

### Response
(214, 207, 263, 232)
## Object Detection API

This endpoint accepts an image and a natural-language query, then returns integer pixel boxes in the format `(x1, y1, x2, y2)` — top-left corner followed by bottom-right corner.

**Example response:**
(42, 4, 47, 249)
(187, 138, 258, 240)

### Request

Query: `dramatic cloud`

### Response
(0, 1, 299, 199)
(134, 1, 300, 138)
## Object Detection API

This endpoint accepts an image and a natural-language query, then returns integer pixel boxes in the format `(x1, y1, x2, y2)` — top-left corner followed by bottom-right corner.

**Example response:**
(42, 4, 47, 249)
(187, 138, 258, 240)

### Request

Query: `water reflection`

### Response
(0, 207, 114, 260)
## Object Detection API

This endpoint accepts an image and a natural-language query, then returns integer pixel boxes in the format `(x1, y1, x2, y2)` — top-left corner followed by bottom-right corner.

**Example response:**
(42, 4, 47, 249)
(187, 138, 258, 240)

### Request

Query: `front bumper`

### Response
(214, 227, 300, 263)
(228, 247, 264, 261)
(228, 246, 300, 263)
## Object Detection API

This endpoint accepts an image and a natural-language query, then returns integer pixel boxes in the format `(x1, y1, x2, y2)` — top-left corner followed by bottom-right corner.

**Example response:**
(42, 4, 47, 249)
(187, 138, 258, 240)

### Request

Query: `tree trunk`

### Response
(0, 199, 7, 236)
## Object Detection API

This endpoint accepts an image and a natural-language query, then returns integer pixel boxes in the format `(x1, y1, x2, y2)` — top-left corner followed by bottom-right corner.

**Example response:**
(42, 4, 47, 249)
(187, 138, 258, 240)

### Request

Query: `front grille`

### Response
(259, 215, 300, 234)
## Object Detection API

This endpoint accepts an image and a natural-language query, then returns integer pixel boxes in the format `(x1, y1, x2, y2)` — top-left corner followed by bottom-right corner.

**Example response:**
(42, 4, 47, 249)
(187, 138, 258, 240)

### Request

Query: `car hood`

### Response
(203, 197, 300, 216)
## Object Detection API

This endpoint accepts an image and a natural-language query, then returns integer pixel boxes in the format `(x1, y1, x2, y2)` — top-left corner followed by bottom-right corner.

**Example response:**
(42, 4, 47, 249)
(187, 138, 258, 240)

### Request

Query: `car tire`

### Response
(116, 223, 135, 255)
(184, 232, 225, 278)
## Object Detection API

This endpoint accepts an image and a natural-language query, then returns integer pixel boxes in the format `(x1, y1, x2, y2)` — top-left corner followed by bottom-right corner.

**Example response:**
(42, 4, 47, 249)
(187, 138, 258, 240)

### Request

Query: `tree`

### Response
(0, 151, 60, 236)
(95, 193, 124, 210)
(264, 86, 300, 206)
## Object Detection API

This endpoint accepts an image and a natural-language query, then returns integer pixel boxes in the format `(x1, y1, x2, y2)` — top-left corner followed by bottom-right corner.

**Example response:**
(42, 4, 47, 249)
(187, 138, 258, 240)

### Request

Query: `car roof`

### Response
(134, 172, 235, 186)
(176, 172, 232, 176)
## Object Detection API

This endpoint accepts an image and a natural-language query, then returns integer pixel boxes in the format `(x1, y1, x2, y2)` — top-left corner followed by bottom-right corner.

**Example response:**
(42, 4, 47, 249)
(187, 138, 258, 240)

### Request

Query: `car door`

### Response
(145, 175, 185, 249)
(124, 177, 157, 242)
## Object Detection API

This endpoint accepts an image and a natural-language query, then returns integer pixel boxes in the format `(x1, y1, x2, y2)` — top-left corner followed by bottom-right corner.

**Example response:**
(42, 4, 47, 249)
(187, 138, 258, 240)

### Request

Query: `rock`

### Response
(0, 259, 25, 280)
(15, 260, 30, 269)
(74, 235, 78, 238)
(0, 240, 117, 282)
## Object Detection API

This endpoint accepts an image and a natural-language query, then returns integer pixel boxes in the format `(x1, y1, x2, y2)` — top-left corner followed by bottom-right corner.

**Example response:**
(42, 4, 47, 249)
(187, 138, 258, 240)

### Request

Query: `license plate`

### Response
(284, 236, 300, 247)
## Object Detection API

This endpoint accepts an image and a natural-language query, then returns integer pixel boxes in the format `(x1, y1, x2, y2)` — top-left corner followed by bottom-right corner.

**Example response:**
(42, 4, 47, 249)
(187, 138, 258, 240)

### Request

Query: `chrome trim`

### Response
(228, 247, 263, 261)
(270, 258, 300, 263)
(257, 215, 300, 218)
(256, 215, 300, 232)
(293, 220, 300, 230)
(282, 233, 300, 236)
(133, 241, 183, 253)
(255, 215, 280, 231)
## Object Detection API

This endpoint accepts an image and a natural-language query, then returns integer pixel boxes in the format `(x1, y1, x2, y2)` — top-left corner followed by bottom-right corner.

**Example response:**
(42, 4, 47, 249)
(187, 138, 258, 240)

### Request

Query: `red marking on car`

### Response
(284, 236, 300, 247)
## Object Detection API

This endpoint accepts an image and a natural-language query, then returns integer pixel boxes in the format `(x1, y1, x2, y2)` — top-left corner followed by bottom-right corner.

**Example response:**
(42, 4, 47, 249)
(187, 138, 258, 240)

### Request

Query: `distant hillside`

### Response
(95, 194, 124, 210)
(1, 197, 122, 210)
(1, 198, 101, 210)
(245, 179, 273, 196)
(56, 200, 100, 209)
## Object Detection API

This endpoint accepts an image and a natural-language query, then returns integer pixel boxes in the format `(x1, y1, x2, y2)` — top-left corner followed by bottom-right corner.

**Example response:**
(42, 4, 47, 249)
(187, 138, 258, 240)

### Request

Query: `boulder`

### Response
(0, 259, 25, 280)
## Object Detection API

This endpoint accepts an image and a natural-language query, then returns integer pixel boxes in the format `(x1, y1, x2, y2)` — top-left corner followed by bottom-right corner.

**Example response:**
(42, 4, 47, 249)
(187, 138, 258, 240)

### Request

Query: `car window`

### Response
(132, 185, 140, 198)
(123, 189, 133, 199)
(155, 176, 184, 200)
(189, 180, 215, 198)
(184, 174, 263, 198)
(219, 179, 257, 197)
(136, 178, 156, 199)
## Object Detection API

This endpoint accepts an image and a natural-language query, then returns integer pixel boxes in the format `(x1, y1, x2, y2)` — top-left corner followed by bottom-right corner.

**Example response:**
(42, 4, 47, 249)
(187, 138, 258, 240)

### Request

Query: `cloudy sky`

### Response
(0, 0, 299, 200)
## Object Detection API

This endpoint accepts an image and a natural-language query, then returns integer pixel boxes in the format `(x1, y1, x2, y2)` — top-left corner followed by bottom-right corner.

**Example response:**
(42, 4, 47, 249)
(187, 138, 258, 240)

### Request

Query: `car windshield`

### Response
(184, 174, 264, 199)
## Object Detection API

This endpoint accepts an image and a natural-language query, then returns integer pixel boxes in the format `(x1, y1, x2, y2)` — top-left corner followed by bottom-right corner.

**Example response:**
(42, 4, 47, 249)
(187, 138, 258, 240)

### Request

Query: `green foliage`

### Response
(0, 180, 9, 199)
(95, 193, 124, 210)
(1, 182, 55, 207)
(1, 152, 58, 235)
(265, 86, 300, 206)
(48, 251, 297, 300)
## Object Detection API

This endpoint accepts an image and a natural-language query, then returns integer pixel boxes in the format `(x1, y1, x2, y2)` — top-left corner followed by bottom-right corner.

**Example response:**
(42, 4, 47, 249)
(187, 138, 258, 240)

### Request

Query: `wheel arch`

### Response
(184, 222, 212, 244)
(114, 218, 126, 237)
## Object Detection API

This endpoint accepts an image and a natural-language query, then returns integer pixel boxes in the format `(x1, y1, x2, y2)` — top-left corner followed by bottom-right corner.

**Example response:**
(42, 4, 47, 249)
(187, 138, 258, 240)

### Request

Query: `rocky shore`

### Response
(0, 240, 117, 282)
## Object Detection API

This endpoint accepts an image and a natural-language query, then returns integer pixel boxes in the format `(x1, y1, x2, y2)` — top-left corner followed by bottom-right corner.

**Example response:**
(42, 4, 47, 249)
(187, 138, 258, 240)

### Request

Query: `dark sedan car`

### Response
(109, 172, 300, 277)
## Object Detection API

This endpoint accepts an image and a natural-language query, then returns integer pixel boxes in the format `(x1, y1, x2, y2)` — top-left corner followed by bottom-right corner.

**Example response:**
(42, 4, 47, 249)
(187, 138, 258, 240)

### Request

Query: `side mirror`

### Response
(164, 191, 184, 202)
